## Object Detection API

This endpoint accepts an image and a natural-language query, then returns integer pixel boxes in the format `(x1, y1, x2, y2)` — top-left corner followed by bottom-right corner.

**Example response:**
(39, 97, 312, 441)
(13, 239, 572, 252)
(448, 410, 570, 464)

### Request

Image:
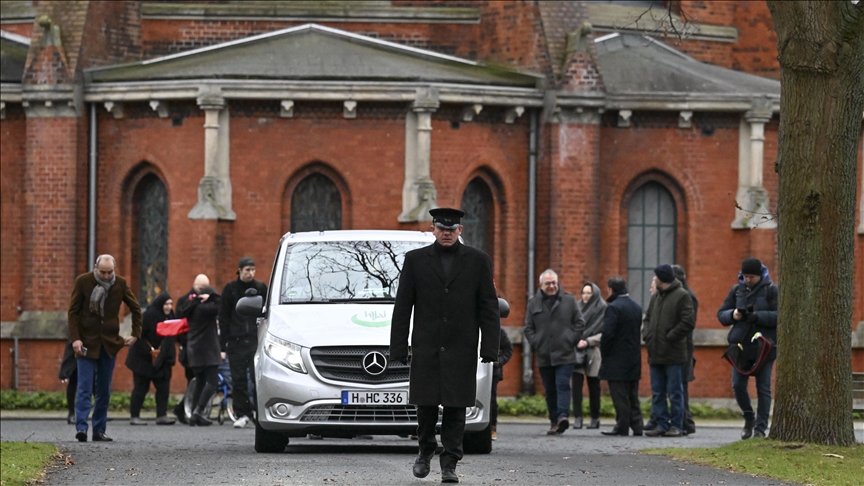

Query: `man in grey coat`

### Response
(524, 269, 585, 435)
(642, 264, 695, 437)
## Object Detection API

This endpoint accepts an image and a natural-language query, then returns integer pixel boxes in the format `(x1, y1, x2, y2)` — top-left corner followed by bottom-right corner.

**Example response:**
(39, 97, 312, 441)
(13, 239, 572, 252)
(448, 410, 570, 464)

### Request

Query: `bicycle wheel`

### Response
(225, 396, 237, 423)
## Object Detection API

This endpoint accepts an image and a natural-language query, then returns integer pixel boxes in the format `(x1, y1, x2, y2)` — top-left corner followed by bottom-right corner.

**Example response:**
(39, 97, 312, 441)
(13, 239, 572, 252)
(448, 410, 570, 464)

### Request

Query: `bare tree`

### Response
(767, 0, 864, 446)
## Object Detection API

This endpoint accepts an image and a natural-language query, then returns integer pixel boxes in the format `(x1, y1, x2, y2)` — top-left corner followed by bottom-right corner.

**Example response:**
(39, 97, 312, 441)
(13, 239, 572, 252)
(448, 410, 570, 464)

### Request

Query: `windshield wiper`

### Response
(326, 297, 395, 303)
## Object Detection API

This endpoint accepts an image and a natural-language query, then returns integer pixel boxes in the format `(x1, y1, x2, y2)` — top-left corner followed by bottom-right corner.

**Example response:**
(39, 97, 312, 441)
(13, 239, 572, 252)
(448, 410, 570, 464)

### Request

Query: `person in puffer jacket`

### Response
(717, 257, 778, 440)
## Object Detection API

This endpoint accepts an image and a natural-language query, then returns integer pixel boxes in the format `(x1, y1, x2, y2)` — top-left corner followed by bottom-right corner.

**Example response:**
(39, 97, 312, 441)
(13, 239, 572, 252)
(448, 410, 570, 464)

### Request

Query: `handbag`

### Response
(574, 349, 589, 368)
(156, 318, 189, 337)
(722, 325, 774, 375)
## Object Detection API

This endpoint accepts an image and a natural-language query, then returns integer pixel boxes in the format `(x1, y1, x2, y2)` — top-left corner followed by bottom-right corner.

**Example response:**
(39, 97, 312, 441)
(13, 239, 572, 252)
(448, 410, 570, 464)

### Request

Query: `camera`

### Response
(736, 305, 755, 318)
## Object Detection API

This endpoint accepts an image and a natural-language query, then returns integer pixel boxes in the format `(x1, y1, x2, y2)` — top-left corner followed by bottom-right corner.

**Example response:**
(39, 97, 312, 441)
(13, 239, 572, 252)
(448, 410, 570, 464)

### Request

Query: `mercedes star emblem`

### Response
(362, 351, 387, 376)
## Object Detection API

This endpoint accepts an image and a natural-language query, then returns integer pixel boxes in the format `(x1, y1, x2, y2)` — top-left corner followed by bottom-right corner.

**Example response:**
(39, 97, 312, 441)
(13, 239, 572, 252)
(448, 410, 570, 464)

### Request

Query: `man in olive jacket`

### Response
(523, 269, 585, 436)
(390, 208, 500, 484)
(641, 264, 694, 437)
(68, 254, 142, 442)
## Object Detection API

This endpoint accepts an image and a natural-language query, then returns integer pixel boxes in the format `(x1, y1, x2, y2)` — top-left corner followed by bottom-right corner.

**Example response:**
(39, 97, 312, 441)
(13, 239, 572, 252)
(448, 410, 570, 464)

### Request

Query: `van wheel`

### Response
(462, 423, 492, 454)
(254, 419, 289, 453)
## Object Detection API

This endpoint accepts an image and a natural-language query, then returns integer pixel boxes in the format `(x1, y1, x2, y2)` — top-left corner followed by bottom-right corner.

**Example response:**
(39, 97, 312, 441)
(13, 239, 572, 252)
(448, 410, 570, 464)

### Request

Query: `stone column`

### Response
(732, 99, 775, 229)
(189, 87, 235, 220)
(398, 88, 439, 223)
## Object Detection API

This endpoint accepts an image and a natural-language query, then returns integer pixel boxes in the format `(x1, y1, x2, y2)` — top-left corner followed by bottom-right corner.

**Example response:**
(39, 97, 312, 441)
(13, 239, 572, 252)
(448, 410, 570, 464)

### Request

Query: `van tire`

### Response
(255, 419, 289, 453)
(462, 423, 492, 454)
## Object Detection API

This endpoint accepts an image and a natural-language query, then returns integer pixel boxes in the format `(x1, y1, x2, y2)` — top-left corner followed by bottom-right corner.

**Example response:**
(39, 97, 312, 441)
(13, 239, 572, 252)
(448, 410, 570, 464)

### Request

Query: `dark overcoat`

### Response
(523, 290, 584, 367)
(125, 293, 177, 378)
(641, 279, 695, 365)
(68, 272, 142, 359)
(390, 242, 500, 407)
(177, 288, 222, 368)
(598, 294, 643, 382)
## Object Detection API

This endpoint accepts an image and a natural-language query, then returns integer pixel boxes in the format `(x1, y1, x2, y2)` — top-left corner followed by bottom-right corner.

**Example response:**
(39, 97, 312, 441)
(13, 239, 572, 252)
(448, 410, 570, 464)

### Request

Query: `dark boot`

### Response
(192, 406, 213, 426)
(587, 418, 600, 429)
(572, 416, 583, 429)
(412, 453, 433, 478)
(741, 419, 756, 440)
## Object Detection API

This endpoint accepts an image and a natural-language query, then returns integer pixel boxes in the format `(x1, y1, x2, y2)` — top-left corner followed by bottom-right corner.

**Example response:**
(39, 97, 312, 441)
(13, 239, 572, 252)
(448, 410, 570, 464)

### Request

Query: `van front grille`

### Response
(309, 346, 409, 384)
(300, 404, 417, 423)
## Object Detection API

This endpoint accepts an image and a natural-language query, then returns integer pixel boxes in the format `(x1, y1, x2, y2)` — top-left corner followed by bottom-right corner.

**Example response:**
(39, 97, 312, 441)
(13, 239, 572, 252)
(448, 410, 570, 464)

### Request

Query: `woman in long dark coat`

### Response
(177, 285, 222, 426)
(572, 282, 607, 429)
(125, 292, 177, 425)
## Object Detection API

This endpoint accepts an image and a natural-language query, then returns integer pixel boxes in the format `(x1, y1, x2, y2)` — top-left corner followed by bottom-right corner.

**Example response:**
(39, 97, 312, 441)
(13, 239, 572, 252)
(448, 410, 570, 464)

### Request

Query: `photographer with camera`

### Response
(717, 257, 778, 440)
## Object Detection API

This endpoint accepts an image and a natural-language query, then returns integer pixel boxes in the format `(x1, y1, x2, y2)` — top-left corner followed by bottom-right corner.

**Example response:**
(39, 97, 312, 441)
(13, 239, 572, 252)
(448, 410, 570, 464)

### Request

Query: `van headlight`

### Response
(264, 334, 307, 373)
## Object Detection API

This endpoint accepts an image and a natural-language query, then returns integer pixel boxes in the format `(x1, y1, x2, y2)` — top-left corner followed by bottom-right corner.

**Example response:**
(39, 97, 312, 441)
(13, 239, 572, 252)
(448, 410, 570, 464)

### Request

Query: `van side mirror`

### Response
(236, 290, 264, 318)
(498, 298, 510, 319)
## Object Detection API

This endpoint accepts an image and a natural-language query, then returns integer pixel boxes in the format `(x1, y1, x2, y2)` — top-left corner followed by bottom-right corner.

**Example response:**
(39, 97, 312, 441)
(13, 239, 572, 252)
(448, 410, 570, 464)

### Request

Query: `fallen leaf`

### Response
(822, 454, 844, 459)
(107, 468, 114, 471)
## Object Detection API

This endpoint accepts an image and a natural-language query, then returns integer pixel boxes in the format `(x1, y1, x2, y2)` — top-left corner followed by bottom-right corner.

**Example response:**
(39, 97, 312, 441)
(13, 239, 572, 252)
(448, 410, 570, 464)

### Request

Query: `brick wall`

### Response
(0, 109, 27, 322)
(22, 117, 81, 311)
(1, 21, 34, 38)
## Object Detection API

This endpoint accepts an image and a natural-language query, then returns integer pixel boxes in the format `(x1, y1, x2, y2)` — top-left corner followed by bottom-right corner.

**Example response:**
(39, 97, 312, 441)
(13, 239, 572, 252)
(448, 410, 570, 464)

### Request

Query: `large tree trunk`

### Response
(767, 0, 863, 446)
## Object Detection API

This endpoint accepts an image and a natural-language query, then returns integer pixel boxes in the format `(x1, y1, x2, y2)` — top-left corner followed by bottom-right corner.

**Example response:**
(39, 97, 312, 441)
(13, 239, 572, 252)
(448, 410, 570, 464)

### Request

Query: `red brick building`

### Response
(1, 1, 862, 399)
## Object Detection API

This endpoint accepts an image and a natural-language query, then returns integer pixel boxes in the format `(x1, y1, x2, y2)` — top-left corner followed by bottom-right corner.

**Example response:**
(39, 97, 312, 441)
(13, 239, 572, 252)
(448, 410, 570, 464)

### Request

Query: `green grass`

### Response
(497, 394, 740, 419)
(0, 442, 57, 486)
(0, 390, 178, 411)
(643, 439, 864, 486)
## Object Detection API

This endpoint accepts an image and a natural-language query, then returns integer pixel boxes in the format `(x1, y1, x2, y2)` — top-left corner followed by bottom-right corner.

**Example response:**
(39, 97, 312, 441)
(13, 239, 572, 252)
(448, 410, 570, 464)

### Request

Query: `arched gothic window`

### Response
(134, 174, 168, 305)
(460, 178, 494, 256)
(627, 181, 676, 309)
(291, 173, 342, 233)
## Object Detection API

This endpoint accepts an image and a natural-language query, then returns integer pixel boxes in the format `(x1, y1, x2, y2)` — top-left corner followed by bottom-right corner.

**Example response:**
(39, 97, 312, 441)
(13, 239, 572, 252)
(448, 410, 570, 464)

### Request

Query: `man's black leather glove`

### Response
(480, 356, 496, 363)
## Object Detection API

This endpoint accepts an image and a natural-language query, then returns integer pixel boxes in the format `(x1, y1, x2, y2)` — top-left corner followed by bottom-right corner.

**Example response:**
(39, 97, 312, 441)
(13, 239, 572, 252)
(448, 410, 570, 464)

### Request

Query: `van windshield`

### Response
(279, 240, 427, 303)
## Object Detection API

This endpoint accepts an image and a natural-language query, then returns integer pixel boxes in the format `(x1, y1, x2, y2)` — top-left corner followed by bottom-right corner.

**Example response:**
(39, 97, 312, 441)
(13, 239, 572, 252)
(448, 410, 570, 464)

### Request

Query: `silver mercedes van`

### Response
(236, 230, 506, 454)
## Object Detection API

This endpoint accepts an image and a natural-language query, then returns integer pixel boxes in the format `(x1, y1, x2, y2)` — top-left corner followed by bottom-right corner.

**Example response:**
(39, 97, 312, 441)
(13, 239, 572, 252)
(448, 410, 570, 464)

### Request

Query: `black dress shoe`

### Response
(412, 453, 432, 478)
(191, 412, 213, 426)
(643, 420, 657, 431)
(555, 418, 569, 434)
(587, 418, 600, 429)
(600, 427, 620, 436)
(75, 431, 87, 442)
(92, 432, 113, 442)
(441, 468, 459, 483)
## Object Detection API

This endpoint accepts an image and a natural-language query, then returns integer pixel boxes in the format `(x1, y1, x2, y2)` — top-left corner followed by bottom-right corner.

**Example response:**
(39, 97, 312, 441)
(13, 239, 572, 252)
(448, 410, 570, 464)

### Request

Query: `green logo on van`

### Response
(351, 310, 391, 328)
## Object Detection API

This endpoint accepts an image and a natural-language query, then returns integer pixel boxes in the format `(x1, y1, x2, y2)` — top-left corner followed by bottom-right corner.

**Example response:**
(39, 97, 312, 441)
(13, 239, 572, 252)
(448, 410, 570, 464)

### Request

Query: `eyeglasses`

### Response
(541, 281, 558, 287)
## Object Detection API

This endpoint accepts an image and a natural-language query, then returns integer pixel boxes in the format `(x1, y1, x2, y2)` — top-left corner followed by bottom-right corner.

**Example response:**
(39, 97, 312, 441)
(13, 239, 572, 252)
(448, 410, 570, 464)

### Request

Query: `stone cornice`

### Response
(80, 81, 786, 117)
(21, 83, 83, 117)
(84, 79, 545, 107)
(0, 82, 23, 102)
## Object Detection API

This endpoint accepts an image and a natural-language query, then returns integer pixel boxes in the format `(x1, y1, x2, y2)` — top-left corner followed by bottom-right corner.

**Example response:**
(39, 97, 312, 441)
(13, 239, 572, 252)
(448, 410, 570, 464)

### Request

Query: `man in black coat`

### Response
(390, 208, 500, 484)
(717, 257, 778, 440)
(598, 276, 644, 436)
(219, 257, 268, 428)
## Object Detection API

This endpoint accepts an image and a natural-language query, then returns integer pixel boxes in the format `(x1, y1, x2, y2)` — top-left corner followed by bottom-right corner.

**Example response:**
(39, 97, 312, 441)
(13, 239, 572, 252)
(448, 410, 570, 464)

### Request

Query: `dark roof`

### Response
(593, 33, 779, 97)
(86, 23, 539, 87)
(0, 31, 29, 83)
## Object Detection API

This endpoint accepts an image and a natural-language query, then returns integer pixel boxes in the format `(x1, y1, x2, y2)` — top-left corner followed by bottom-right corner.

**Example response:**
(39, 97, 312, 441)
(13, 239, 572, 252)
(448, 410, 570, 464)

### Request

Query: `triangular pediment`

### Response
(594, 33, 780, 97)
(85, 24, 539, 87)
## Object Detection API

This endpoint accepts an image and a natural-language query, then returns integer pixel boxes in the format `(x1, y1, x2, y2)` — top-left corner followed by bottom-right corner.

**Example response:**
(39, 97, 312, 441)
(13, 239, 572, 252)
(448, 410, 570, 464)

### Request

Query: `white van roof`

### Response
(281, 229, 435, 244)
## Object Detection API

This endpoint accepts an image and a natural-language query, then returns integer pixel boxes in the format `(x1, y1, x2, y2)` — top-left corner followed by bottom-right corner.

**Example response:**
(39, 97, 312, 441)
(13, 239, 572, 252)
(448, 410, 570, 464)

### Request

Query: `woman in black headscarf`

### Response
(125, 292, 177, 425)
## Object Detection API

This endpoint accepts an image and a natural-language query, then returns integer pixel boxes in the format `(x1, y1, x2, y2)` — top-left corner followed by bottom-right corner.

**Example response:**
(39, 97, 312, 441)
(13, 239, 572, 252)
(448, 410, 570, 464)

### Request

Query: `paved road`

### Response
(0, 418, 813, 485)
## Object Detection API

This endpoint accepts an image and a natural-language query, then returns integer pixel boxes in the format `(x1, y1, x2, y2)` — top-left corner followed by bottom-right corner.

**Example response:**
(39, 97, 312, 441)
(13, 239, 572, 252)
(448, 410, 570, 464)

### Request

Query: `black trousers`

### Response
(490, 379, 499, 426)
(191, 365, 219, 412)
(130, 372, 172, 418)
(683, 380, 695, 432)
(65, 371, 78, 416)
(226, 337, 257, 420)
(608, 380, 643, 435)
(572, 372, 601, 420)
(416, 405, 465, 470)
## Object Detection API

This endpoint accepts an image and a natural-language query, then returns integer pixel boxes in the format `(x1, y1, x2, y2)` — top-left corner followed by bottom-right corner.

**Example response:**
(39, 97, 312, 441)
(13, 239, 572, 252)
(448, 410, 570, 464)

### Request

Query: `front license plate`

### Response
(341, 390, 407, 405)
